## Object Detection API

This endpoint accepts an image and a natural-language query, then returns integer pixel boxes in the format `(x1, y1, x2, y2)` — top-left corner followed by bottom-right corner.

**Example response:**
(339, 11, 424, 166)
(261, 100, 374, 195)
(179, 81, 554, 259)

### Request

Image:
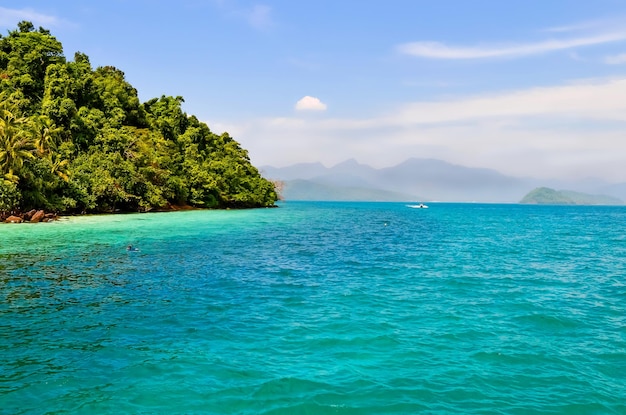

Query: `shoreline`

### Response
(1, 209, 58, 224)
(1, 203, 279, 224)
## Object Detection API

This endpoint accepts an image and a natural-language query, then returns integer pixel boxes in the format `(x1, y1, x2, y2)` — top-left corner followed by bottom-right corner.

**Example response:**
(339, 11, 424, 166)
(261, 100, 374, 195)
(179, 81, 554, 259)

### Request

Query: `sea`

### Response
(1, 201, 625, 414)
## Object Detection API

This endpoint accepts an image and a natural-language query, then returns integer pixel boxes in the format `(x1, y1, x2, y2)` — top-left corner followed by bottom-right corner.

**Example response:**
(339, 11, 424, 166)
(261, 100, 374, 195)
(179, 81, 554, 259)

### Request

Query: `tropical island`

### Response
(520, 187, 623, 205)
(0, 21, 278, 222)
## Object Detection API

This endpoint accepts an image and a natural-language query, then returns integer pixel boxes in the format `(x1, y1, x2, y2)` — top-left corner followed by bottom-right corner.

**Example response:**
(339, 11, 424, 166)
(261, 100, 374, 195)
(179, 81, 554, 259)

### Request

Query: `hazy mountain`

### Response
(597, 182, 626, 201)
(260, 162, 329, 181)
(372, 158, 531, 201)
(281, 179, 418, 202)
(261, 158, 626, 203)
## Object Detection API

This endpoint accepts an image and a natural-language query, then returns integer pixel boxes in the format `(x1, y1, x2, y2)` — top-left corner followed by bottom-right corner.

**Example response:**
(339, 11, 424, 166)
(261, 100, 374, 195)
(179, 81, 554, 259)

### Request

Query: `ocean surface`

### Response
(1, 201, 625, 414)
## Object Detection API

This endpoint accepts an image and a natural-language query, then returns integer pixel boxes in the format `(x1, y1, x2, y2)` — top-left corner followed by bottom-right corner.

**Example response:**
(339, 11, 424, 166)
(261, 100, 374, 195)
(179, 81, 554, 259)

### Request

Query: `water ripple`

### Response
(1, 203, 625, 413)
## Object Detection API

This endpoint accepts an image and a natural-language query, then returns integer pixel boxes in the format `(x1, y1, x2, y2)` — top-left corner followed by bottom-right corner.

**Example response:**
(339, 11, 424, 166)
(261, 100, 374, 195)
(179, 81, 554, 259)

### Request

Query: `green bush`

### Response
(0, 180, 21, 212)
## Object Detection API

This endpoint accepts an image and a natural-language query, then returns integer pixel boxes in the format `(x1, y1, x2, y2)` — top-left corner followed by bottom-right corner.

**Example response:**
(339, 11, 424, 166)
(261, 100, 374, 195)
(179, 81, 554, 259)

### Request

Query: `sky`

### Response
(3, 0, 626, 182)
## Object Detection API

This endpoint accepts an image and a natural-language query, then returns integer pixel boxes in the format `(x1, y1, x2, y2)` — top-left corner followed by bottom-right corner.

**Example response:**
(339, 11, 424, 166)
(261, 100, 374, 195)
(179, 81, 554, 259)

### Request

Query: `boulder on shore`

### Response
(23, 209, 37, 221)
(1, 210, 58, 224)
(30, 210, 45, 223)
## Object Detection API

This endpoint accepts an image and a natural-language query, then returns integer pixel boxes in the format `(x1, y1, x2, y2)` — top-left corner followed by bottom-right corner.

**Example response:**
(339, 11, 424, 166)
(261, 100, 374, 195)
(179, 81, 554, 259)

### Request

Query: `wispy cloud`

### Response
(542, 16, 626, 34)
(398, 17, 626, 60)
(542, 20, 603, 33)
(0, 7, 60, 29)
(397, 32, 626, 59)
(385, 78, 626, 125)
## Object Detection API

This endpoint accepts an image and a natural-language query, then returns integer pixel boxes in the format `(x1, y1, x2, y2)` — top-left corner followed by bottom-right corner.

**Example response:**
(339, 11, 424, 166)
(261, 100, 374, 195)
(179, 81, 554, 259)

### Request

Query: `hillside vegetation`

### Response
(0, 21, 278, 216)
(520, 187, 623, 205)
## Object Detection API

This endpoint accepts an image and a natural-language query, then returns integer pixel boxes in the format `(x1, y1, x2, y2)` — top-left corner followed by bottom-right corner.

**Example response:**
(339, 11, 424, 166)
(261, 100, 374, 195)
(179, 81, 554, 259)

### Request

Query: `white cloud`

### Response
(295, 96, 327, 111)
(605, 53, 626, 64)
(542, 20, 603, 33)
(397, 32, 626, 59)
(384, 78, 626, 125)
(0, 7, 61, 28)
(542, 16, 626, 34)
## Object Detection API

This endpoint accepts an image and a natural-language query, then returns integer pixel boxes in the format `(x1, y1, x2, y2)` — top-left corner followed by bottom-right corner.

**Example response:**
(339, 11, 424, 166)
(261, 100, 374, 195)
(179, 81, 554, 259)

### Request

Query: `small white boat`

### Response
(407, 203, 428, 209)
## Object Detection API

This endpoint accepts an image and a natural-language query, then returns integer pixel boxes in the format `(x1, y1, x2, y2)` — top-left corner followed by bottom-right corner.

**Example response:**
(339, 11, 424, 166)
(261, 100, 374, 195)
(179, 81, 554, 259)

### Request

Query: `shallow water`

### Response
(1, 202, 625, 414)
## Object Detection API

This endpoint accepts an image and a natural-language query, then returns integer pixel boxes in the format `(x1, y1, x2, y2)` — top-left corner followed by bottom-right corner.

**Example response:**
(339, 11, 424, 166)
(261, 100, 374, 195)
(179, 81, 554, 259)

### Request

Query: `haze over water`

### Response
(1, 202, 625, 414)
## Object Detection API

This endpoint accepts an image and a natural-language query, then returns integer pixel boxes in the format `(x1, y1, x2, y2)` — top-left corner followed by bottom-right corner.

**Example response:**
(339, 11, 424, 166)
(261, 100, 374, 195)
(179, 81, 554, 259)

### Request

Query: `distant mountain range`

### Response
(260, 158, 626, 204)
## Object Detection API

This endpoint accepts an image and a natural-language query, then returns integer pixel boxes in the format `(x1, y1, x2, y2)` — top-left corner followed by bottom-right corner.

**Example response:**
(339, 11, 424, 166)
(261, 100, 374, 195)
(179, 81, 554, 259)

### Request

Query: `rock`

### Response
(5, 215, 23, 223)
(30, 210, 45, 223)
(23, 209, 37, 221)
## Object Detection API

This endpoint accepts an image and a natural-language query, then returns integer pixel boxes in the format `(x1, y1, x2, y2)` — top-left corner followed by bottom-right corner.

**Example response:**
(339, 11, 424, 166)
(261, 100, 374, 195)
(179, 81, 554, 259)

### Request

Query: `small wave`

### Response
(514, 313, 581, 330)
(252, 377, 332, 399)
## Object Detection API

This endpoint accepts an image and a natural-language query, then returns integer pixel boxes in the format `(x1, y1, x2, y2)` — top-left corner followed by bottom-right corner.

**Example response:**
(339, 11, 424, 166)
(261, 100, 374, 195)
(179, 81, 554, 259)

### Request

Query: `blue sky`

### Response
(3, 1, 626, 181)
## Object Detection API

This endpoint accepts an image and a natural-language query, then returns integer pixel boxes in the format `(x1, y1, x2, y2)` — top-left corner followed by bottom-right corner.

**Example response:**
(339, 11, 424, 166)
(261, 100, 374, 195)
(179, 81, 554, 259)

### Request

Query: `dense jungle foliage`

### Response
(0, 21, 278, 215)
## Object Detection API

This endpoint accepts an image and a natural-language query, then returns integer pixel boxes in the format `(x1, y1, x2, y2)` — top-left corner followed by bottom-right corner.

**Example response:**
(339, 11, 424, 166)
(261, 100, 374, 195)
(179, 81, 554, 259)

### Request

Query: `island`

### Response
(520, 187, 623, 205)
(1, 21, 278, 222)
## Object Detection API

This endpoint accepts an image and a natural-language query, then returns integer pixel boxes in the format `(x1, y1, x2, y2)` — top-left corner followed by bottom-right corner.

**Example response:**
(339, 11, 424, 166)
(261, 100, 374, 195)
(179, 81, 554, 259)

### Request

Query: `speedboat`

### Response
(407, 203, 428, 209)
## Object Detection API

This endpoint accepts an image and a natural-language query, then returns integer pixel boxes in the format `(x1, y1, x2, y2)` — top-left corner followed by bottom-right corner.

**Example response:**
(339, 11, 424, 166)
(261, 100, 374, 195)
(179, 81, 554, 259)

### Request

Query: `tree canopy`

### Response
(0, 21, 278, 215)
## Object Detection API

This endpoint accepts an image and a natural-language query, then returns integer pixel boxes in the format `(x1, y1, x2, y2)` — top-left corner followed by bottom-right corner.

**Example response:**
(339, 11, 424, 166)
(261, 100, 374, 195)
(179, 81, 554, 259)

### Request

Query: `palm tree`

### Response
(50, 153, 69, 182)
(31, 115, 62, 156)
(0, 107, 35, 183)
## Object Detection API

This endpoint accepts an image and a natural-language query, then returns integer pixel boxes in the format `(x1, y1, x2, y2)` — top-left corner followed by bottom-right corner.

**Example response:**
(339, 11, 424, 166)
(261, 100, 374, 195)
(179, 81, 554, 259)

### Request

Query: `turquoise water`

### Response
(1, 202, 625, 414)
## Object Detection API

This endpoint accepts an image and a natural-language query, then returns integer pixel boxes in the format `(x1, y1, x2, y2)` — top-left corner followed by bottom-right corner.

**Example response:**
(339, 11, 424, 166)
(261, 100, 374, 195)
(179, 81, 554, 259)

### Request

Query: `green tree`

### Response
(0, 21, 278, 214)
(31, 114, 62, 156)
(91, 66, 145, 128)
(143, 95, 187, 141)
(0, 179, 20, 212)
(0, 106, 34, 183)
(0, 21, 65, 109)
